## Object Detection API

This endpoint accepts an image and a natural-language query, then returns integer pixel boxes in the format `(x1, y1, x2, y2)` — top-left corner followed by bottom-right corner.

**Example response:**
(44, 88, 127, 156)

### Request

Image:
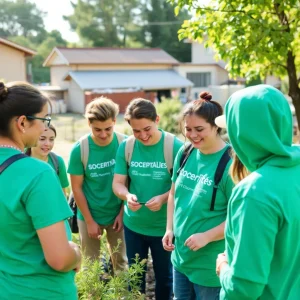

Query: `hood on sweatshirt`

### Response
(224, 84, 300, 172)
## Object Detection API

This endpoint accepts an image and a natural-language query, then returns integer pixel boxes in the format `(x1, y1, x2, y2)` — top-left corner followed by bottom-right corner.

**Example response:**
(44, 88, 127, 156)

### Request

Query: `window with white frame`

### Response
(187, 72, 211, 87)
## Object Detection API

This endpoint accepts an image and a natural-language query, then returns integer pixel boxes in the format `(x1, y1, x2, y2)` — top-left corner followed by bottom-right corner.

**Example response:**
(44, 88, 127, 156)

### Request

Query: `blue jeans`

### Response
(124, 226, 173, 300)
(173, 268, 220, 300)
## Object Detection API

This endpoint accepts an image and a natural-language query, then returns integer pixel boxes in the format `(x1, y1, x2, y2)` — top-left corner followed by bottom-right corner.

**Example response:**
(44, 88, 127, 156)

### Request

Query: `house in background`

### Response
(0, 37, 36, 82)
(43, 47, 193, 113)
(177, 41, 245, 106)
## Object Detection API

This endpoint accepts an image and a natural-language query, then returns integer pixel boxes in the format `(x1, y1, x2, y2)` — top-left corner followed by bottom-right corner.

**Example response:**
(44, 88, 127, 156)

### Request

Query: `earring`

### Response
(22, 129, 25, 133)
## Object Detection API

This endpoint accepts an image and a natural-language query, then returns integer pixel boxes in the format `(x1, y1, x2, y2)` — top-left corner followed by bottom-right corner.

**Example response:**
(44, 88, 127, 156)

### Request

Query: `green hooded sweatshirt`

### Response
(220, 85, 300, 300)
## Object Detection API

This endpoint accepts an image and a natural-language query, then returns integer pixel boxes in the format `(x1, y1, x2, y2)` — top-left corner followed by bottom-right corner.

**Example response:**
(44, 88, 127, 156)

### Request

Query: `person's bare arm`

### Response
(162, 183, 175, 251)
(37, 221, 81, 272)
(185, 221, 226, 251)
(62, 188, 67, 198)
(70, 175, 101, 239)
(70, 175, 92, 222)
(113, 174, 141, 211)
(145, 190, 169, 211)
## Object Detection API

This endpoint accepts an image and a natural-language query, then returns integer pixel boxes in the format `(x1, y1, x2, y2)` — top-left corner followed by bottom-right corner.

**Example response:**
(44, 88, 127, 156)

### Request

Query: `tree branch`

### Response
(274, 2, 290, 29)
(192, 4, 277, 16)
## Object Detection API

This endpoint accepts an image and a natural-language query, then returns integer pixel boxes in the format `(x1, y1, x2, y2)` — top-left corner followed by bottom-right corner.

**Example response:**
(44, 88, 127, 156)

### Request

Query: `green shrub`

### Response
(76, 239, 146, 300)
(156, 98, 183, 134)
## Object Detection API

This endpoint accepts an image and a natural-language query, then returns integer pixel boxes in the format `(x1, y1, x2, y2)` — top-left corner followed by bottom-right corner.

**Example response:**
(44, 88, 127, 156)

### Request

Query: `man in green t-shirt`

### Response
(68, 97, 127, 272)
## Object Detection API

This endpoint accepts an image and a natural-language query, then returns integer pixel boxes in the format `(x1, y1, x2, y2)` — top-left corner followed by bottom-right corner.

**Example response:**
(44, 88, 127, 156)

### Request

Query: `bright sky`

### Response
(32, 0, 210, 44)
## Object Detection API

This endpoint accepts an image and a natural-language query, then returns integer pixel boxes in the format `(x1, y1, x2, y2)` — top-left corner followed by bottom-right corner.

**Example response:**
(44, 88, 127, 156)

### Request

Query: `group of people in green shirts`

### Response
(0, 80, 300, 300)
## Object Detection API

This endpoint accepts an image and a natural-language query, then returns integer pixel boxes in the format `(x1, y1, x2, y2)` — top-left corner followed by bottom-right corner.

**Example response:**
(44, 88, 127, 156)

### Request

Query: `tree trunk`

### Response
(286, 50, 300, 130)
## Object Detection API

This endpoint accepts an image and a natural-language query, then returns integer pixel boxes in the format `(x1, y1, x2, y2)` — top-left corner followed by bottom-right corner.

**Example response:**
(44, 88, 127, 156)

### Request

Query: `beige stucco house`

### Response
(176, 41, 246, 105)
(0, 37, 36, 82)
(43, 47, 193, 113)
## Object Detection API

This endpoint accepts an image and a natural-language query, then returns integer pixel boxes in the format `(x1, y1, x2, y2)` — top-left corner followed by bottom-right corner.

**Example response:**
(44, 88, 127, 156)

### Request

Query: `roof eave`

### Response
(64, 61, 180, 65)
(43, 47, 70, 67)
(0, 37, 36, 56)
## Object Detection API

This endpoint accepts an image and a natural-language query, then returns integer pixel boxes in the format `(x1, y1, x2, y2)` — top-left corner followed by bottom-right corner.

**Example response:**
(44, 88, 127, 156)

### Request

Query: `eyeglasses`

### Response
(26, 116, 51, 128)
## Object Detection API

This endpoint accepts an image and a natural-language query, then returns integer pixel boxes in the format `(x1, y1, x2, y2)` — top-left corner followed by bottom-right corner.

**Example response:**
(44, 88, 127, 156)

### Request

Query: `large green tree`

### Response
(65, 0, 143, 47)
(172, 0, 300, 127)
(0, 0, 66, 83)
(144, 0, 191, 62)
(0, 0, 45, 37)
(9, 30, 67, 83)
(65, 0, 191, 61)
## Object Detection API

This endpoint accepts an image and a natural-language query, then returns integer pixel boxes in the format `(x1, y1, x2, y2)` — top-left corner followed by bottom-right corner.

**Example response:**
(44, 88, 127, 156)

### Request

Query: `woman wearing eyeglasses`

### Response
(0, 82, 81, 299)
(26, 124, 69, 197)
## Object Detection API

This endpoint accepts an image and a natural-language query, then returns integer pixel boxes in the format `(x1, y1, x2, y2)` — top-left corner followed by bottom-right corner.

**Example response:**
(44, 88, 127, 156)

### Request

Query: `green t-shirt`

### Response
(171, 145, 234, 287)
(114, 130, 183, 237)
(68, 133, 123, 225)
(0, 149, 76, 299)
(48, 153, 69, 188)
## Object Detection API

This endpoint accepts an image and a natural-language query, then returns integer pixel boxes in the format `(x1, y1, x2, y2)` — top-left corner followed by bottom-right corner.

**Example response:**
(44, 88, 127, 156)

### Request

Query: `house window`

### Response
(187, 72, 211, 87)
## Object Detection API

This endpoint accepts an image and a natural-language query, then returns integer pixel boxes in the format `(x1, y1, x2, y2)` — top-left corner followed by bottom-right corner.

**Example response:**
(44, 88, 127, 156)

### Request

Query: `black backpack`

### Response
(48, 152, 79, 233)
(0, 154, 28, 174)
(49, 152, 59, 175)
(177, 144, 232, 211)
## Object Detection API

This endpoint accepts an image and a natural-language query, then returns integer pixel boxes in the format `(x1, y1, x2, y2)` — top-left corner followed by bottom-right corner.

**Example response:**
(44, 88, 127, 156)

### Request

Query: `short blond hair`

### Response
(85, 97, 119, 122)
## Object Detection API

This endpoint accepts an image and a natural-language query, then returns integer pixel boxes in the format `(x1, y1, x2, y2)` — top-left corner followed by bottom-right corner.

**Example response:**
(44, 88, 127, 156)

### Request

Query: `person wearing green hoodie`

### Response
(215, 85, 300, 300)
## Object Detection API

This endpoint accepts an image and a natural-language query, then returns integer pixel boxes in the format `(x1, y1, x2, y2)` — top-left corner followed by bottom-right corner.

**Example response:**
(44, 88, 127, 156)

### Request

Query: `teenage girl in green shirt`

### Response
(26, 124, 69, 196)
(163, 92, 234, 300)
(113, 98, 183, 300)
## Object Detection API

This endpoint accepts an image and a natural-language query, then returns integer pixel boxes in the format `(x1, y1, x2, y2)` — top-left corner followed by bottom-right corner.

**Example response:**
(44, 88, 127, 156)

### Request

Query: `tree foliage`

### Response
(0, 0, 45, 37)
(64, 0, 191, 61)
(156, 98, 183, 134)
(171, 0, 300, 127)
(143, 0, 191, 62)
(64, 0, 143, 47)
(9, 30, 67, 83)
(0, 0, 68, 83)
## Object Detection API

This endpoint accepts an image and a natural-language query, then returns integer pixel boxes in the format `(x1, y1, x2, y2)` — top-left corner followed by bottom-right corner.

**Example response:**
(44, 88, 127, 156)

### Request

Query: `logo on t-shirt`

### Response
(88, 159, 116, 170)
(180, 170, 213, 186)
(130, 161, 167, 169)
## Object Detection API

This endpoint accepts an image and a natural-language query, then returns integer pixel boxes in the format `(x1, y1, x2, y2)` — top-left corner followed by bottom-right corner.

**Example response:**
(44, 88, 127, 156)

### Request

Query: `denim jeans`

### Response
(124, 226, 173, 300)
(173, 268, 220, 300)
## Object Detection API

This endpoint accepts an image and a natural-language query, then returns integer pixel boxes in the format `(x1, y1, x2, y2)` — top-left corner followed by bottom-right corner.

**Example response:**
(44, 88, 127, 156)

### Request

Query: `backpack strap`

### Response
(49, 152, 59, 175)
(177, 143, 194, 175)
(210, 146, 232, 211)
(0, 153, 27, 175)
(124, 135, 135, 166)
(115, 132, 126, 145)
(79, 134, 89, 170)
(163, 132, 175, 174)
